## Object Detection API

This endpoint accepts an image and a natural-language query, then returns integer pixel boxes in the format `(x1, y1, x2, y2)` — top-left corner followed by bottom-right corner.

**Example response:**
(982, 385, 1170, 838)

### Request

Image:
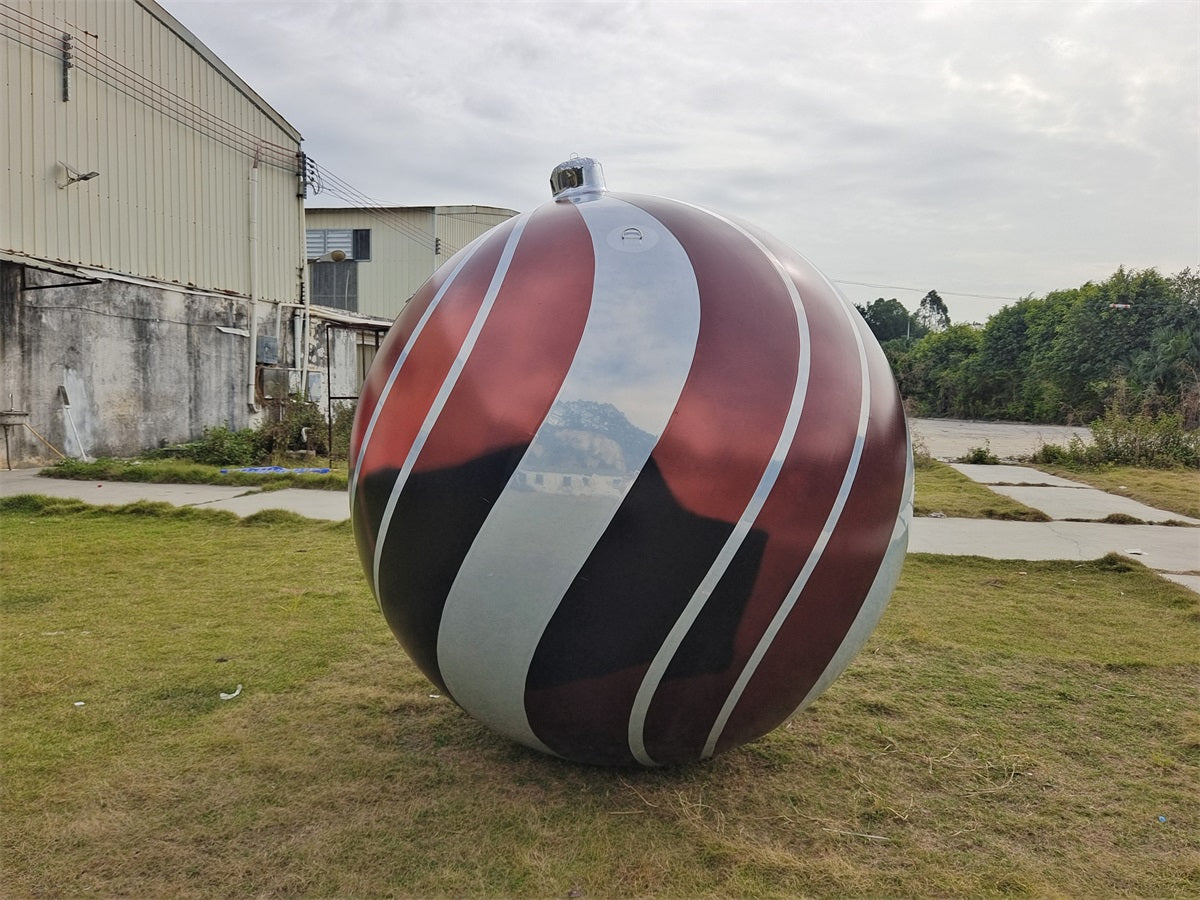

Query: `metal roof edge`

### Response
(305, 204, 520, 216)
(1, 250, 248, 300)
(303, 304, 393, 330)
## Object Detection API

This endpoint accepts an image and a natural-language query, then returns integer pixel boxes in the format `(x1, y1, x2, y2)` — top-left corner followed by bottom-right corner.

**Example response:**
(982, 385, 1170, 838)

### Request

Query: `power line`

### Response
(307, 160, 444, 254)
(0, 3, 297, 170)
(832, 280, 1021, 302)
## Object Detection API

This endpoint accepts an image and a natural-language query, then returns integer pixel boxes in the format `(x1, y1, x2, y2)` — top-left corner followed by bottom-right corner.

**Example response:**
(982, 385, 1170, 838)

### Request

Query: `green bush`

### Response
(259, 396, 327, 457)
(1029, 436, 1092, 467)
(958, 443, 1000, 465)
(1031, 408, 1199, 469)
(330, 401, 356, 462)
(104, 397, 359, 468)
(188, 425, 268, 467)
(1089, 408, 1198, 467)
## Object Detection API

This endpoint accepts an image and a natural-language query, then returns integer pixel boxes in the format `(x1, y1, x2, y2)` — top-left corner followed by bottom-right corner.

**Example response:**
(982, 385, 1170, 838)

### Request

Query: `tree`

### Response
(854, 297, 925, 343)
(917, 290, 950, 333)
(899, 324, 984, 417)
(1045, 267, 1184, 421)
(876, 267, 1199, 425)
(975, 300, 1032, 418)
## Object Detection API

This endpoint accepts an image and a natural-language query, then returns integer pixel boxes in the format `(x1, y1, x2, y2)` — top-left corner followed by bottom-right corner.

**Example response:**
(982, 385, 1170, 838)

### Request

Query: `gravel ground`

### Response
(910, 417, 1091, 461)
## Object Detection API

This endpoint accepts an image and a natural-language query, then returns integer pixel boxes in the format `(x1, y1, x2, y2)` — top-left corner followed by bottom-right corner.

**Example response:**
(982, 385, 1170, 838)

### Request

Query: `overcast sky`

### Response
(170, 0, 1199, 323)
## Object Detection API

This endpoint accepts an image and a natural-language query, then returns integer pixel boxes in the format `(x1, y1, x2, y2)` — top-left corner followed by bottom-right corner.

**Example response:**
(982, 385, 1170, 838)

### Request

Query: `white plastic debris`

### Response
(73, 701, 85, 707)
(219, 684, 243, 701)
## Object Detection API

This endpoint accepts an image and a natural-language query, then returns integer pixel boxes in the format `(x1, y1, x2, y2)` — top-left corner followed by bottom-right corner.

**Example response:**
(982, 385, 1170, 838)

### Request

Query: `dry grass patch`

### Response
(2, 499, 1198, 897)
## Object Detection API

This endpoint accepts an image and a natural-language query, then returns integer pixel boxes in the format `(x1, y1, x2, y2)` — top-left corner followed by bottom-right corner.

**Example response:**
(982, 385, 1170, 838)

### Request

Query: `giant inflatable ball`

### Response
(350, 158, 912, 766)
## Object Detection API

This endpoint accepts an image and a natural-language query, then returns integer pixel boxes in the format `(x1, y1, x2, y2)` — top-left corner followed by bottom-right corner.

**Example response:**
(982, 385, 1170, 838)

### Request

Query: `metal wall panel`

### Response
(0, 0, 304, 302)
(304, 205, 517, 320)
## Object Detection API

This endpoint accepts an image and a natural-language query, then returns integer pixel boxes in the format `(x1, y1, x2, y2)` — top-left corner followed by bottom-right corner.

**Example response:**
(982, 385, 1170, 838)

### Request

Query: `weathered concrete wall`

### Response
(312, 321, 363, 411)
(298, 319, 364, 440)
(0, 262, 387, 467)
(0, 261, 274, 465)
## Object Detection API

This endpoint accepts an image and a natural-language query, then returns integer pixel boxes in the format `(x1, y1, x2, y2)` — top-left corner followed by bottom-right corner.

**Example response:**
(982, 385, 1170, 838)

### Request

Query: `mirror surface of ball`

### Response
(351, 159, 912, 766)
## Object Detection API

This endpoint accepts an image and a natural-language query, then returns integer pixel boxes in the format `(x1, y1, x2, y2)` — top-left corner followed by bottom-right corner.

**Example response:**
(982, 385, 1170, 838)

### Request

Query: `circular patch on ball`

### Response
(350, 159, 912, 766)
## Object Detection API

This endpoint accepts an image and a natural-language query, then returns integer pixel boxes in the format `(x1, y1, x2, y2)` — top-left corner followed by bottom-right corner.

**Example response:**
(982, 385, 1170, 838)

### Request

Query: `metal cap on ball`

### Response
(549, 156, 606, 201)
(350, 157, 912, 766)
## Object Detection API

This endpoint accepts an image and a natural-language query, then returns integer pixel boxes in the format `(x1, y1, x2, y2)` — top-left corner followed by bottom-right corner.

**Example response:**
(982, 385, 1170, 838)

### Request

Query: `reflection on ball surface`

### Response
(350, 159, 912, 766)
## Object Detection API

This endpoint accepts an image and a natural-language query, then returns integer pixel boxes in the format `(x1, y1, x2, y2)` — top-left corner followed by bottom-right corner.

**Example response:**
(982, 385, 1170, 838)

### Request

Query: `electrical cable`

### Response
(832, 280, 1022, 302)
(0, 3, 298, 171)
(70, 39, 296, 165)
(308, 161, 442, 253)
(0, 6, 63, 56)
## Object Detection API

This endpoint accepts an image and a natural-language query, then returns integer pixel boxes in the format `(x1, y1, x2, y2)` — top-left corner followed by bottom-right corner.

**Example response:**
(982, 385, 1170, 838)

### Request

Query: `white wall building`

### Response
(302, 206, 516, 423)
(304, 205, 517, 320)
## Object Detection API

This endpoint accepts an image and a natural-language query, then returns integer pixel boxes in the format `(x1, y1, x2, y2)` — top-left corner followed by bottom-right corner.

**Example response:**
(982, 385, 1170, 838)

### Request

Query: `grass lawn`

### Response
(2, 497, 1197, 897)
(912, 460, 1050, 521)
(1031, 464, 1200, 520)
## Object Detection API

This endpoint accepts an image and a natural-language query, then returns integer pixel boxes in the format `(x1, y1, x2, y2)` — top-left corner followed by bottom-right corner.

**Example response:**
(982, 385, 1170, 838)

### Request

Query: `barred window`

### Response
(311, 260, 357, 311)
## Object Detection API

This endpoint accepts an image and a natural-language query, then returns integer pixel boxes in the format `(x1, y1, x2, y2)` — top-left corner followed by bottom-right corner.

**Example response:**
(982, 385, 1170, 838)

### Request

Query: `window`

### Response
(353, 229, 371, 260)
(311, 260, 357, 311)
(306, 228, 370, 261)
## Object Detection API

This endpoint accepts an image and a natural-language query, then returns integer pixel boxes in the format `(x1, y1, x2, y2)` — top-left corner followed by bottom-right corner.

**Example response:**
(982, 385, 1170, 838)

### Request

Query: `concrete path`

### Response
(908, 518, 1199, 591)
(950, 463, 1200, 525)
(902, 423, 1199, 592)
(911, 462, 1199, 594)
(2, 459, 1196, 594)
(0, 467, 351, 521)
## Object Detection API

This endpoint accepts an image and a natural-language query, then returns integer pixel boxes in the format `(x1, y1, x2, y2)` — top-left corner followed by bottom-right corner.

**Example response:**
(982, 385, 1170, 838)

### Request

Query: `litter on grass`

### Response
(219, 684, 243, 701)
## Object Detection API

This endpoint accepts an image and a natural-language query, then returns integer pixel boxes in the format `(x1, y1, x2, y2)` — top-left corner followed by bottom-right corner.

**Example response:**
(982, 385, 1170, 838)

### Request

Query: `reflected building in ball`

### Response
(350, 158, 912, 766)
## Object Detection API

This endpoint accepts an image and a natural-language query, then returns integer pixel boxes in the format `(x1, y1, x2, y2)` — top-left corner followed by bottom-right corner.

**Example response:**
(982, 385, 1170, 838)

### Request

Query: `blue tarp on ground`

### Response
(219, 466, 331, 474)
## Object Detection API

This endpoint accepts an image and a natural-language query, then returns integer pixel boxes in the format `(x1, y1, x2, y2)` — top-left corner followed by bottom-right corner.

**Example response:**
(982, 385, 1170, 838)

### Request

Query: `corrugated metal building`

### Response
(0, 0, 521, 467)
(2, 0, 303, 299)
(304, 205, 517, 320)
(0, 0, 308, 464)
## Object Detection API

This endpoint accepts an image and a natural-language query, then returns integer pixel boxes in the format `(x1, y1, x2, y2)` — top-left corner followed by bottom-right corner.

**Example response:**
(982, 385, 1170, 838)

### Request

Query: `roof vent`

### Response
(550, 157, 606, 201)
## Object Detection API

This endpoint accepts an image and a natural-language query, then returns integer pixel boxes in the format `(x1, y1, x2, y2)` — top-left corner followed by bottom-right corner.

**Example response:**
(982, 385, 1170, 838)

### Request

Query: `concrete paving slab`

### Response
(203, 488, 349, 521)
(0, 467, 250, 506)
(912, 418, 1091, 460)
(909, 517, 1200, 573)
(0, 468, 349, 521)
(949, 463, 1200, 524)
(1161, 572, 1200, 594)
(950, 464, 1084, 487)
(982, 484, 1200, 524)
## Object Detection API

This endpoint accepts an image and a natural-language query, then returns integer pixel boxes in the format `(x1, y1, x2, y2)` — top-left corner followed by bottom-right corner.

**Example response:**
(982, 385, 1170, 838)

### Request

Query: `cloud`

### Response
(170, 0, 1199, 322)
